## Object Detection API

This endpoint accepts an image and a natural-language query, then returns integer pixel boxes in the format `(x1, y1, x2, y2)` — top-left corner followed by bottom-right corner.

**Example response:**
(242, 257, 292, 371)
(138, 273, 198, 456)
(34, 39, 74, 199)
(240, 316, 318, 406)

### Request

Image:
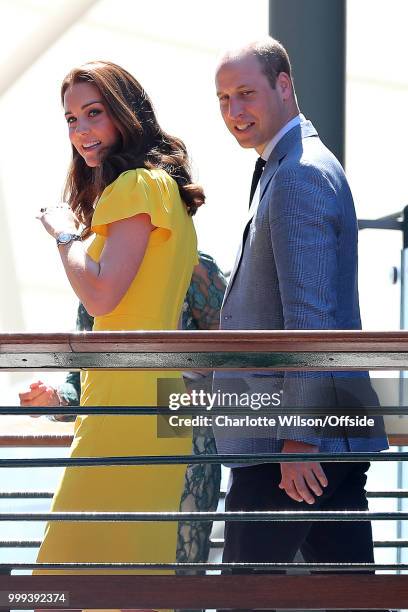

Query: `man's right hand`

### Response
(19, 381, 60, 414)
(279, 439, 328, 504)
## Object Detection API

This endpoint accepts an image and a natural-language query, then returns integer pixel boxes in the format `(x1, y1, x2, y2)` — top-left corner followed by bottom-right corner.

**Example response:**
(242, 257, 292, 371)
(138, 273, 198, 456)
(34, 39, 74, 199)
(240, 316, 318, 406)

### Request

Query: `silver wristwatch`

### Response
(56, 232, 82, 247)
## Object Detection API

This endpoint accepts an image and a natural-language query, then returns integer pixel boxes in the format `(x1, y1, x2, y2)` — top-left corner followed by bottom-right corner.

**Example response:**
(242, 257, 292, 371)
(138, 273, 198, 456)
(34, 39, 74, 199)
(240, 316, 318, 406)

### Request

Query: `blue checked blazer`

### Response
(213, 116, 388, 460)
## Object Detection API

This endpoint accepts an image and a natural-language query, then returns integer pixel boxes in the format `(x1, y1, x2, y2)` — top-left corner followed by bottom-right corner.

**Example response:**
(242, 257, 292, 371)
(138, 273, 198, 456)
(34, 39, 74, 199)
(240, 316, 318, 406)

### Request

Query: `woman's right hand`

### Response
(19, 381, 61, 415)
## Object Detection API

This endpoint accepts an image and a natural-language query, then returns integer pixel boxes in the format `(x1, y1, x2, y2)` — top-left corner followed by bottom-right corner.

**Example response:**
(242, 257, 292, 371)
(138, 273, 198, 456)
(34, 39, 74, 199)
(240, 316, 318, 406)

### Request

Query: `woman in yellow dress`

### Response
(35, 61, 203, 609)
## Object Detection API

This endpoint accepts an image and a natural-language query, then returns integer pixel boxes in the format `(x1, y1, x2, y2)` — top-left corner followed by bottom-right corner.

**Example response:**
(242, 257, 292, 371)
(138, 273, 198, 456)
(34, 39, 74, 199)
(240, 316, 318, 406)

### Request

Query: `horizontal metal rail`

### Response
(0, 541, 41, 548)
(3, 405, 408, 415)
(4, 351, 408, 370)
(2, 538, 407, 549)
(1, 561, 407, 571)
(2, 433, 408, 446)
(0, 491, 54, 499)
(3, 330, 408, 370)
(3, 489, 408, 498)
(0, 510, 406, 521)
(209, 538, 408, 550)
(367, 489, 408, 497)
(209, 538, 408, 549)
(0, 451, 405, 468)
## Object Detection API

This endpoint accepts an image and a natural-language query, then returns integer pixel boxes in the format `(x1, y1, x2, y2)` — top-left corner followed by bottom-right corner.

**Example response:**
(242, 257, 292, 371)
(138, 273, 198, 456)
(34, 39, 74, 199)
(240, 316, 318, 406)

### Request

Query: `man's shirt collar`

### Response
(261, 114, 301, 161)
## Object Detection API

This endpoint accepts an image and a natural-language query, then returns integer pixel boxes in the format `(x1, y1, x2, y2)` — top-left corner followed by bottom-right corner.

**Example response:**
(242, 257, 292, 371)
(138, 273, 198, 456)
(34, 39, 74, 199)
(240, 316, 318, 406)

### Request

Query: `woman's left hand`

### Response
(36, 204, 79, 239)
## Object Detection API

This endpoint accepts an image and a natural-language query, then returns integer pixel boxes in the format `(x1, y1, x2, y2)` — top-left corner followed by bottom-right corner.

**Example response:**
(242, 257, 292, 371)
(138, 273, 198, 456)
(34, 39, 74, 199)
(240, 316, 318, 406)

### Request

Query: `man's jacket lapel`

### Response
(224, 117, 317, 304)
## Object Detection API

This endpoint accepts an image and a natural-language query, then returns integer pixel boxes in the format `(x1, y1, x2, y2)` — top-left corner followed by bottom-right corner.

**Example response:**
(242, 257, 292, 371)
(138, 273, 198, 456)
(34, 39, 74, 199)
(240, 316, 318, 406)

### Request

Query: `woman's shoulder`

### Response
(92, 167, 183, 236)
(105, 167, 176, 195)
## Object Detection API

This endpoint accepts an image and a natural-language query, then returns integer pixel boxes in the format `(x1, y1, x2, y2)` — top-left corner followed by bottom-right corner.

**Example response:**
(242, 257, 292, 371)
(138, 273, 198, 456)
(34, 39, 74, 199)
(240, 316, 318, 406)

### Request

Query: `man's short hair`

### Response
(251, 38, 293, 89)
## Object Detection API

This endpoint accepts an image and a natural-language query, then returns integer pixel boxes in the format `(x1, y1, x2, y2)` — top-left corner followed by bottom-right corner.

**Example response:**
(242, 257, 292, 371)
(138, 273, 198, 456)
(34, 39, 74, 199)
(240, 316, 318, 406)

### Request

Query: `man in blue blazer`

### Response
(214, 37, 388, 587)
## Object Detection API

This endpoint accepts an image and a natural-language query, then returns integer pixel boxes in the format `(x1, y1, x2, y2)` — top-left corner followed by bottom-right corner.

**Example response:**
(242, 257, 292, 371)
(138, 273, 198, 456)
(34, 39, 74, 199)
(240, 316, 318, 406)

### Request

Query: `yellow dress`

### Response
(35, 168, 196, 581)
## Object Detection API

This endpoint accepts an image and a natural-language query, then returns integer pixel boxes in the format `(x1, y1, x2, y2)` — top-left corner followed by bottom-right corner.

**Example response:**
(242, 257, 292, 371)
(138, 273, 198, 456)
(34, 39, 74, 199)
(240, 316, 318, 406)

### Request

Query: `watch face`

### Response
(58, 233, 71, 243)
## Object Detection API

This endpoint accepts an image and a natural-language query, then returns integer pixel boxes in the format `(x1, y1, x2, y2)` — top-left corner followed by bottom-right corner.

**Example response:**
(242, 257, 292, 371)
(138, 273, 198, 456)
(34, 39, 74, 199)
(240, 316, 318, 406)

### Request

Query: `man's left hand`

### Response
(279, 440, 328, 504)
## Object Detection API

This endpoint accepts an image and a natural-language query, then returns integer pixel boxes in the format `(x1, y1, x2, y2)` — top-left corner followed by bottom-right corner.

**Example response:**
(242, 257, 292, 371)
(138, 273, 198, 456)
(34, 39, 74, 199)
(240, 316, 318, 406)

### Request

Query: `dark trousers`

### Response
(221, 461, 382, 612)
(224, 461, 373, 565)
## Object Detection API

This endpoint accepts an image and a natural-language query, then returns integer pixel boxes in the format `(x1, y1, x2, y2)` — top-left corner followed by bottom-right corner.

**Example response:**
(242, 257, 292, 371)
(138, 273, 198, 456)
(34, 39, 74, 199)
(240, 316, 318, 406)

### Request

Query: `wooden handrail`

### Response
(3, 330, 408, 370)
(2, 329, 408, 352)
(0, 574, 407, 609)
(0, 435, 73, 447)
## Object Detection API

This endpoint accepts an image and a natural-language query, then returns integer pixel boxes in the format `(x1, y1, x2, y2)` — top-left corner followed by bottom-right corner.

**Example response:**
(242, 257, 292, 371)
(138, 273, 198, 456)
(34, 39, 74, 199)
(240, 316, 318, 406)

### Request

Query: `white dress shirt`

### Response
(248, 114, 301, 216)
(261, 114, 301, 161)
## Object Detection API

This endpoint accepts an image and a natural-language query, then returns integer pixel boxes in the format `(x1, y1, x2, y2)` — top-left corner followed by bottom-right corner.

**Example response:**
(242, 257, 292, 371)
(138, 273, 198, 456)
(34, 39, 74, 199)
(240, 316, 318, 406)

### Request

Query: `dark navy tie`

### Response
(249, 156, 266, 208)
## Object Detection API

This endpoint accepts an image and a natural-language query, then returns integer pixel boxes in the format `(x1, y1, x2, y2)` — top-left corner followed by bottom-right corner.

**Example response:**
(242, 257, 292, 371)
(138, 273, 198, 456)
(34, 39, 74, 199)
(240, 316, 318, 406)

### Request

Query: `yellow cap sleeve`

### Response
(91, 168, 177, 241)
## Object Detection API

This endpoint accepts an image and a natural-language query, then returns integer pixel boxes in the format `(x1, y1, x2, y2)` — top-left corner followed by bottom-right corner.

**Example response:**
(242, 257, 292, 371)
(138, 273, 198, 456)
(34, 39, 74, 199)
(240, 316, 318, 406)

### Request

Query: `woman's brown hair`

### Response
(61, 61, 204, 236)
